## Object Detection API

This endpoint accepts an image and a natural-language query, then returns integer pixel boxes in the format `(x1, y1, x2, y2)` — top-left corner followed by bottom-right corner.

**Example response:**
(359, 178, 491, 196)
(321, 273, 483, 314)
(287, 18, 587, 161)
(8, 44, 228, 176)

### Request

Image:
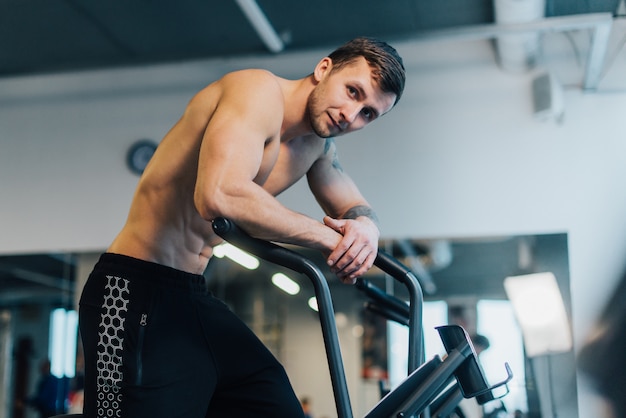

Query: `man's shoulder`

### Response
(212, 68, 283, 107)
(190, 69, 282, 114)
(221, 68, 280, 89)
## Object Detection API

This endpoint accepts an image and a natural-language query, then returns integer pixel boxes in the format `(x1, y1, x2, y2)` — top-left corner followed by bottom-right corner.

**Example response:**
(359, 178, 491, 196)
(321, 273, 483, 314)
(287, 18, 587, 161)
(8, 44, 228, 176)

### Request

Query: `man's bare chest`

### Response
(261, 136, 324, 195)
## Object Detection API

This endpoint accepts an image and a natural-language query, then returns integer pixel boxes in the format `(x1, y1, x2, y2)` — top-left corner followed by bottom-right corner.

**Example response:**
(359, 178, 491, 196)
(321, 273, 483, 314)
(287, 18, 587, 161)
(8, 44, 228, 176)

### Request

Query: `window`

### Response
(388, 300, 448, 389)
(49, 308, 78, 378)
(477, 299, 527, 413)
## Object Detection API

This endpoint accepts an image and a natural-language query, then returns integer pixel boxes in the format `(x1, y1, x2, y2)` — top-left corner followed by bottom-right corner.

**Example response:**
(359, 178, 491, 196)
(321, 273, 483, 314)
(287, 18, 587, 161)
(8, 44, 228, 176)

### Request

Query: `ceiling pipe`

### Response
(399, 12, 613, 90)
(234, 0, 284, 53)
(493, 0, 546, 73)
(584, 18, 612, 90)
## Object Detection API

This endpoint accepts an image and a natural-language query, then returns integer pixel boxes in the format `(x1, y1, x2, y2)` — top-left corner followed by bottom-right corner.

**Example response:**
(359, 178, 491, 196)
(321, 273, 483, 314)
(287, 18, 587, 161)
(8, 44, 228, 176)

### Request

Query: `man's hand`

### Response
(323, 216, 379, 284)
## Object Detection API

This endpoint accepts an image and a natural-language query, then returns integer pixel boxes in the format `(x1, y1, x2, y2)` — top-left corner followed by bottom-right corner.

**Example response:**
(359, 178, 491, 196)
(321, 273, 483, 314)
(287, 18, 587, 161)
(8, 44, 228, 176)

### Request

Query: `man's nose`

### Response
(340, 104, 361, 126)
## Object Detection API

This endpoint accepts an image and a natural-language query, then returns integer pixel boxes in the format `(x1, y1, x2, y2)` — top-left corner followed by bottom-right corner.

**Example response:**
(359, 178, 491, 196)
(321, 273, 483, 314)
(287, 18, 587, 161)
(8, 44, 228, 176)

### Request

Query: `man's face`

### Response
(307, 56, 397, 138)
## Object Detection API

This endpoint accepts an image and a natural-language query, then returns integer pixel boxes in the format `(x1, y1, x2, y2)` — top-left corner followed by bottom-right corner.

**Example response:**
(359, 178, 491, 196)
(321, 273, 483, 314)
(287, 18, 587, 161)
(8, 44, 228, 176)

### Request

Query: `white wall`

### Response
(2, 25, 626, 417)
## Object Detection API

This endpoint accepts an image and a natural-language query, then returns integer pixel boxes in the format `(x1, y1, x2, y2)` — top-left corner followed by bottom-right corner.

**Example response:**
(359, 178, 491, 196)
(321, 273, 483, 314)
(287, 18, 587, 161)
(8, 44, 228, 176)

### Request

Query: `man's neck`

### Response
(278, 76, 316, 141)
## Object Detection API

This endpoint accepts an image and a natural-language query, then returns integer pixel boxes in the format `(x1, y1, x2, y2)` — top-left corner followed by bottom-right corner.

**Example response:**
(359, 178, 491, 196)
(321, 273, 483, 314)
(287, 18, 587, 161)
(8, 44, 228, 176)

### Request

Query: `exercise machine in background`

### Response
(53, 217, 513, 418)
(211, 218, 513, 418)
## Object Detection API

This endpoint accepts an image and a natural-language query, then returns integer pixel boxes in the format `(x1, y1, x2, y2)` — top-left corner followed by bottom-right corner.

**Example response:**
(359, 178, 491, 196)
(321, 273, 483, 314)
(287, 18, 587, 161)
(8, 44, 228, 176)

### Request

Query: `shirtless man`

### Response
(79, 37, 405, 418)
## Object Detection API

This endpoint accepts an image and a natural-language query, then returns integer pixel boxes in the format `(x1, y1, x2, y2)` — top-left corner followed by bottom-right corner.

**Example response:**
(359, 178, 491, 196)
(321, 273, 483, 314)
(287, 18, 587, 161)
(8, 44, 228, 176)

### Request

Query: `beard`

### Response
(306, 86, 334, 138)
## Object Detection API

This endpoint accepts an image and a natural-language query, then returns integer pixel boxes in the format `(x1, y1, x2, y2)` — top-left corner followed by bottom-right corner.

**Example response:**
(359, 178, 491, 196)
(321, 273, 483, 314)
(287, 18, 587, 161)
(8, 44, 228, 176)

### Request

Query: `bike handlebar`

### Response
(211, 217, 425, 418)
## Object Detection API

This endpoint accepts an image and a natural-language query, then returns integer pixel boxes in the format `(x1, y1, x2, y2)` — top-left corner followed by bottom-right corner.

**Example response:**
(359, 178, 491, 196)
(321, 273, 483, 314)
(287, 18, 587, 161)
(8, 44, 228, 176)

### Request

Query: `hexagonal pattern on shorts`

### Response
(96, 275, 130, 417)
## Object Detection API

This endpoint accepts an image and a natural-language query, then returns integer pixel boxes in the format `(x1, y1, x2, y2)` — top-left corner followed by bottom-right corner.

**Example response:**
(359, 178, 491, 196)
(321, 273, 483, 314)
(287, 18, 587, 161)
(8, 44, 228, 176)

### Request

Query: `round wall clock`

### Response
(126, 140, 157, 175)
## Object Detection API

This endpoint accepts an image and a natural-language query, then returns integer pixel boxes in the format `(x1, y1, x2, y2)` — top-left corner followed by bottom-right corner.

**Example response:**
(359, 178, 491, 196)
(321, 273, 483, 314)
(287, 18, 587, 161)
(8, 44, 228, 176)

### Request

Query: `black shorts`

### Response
(79, 253, 304, 418)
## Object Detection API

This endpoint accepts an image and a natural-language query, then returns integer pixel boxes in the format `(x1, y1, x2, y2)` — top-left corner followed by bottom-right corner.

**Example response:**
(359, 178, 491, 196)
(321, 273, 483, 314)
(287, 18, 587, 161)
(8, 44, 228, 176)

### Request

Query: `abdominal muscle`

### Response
(107, 99, 228, 274)
(107, 147, 222, 275)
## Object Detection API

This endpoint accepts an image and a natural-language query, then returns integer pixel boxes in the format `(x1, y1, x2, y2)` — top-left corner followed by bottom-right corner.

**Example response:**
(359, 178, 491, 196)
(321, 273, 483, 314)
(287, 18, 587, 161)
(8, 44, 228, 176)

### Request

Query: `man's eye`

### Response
(362, 108, 373, 120)
(348, 87, 357, 96)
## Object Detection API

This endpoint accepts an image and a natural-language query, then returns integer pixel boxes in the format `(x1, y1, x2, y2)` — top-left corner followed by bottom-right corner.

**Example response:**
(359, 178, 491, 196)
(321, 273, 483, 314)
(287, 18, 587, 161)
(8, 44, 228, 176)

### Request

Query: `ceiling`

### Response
(0, 0, 616, 307)
(0, 0, 621, 78)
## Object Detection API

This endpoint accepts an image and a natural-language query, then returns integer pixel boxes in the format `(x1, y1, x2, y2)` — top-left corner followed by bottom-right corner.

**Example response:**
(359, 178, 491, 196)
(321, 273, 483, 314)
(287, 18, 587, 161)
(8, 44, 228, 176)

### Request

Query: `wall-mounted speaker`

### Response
(532, 71, 564, 123)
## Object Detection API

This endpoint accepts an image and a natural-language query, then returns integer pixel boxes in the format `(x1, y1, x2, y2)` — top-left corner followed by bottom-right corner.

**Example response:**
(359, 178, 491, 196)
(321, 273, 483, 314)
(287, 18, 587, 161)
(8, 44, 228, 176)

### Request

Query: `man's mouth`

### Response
(328, 113, 342, 132)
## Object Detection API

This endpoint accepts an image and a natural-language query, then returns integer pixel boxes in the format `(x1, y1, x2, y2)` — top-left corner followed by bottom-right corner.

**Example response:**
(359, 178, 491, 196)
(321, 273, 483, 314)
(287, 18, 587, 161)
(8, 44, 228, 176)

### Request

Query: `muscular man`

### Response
(79, 37, 405, 418)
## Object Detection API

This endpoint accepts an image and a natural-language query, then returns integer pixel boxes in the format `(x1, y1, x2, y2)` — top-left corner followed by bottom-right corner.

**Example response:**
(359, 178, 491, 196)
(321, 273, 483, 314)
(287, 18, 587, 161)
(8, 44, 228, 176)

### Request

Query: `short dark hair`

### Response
(328, 37, 406, 106)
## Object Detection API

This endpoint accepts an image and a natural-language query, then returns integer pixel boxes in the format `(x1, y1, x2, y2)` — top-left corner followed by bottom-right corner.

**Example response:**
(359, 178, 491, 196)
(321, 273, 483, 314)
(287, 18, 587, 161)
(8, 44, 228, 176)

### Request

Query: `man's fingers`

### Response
(323, 216, 344, 232)
(327, 234, 353, 268)
(333, 245, 375, 282)
(328, 238, 360, 270)
(324, 216, 379, 283)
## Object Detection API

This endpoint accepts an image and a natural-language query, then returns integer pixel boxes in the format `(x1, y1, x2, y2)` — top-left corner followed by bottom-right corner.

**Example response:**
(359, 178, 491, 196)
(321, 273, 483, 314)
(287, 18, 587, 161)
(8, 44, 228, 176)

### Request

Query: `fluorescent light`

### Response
(271, 273, 300, 295)
(234, 0, 284, 53)
(308, 297, 318, 311)
(213, 242, 259, 270)
(504, 272, 572, 357)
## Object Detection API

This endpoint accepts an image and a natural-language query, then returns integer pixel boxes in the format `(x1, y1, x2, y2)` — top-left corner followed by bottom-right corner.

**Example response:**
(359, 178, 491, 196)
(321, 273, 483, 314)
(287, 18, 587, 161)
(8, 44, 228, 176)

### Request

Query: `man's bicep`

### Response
(197, 72, 283, 181)
(199, 108, 266, 181)
(193, 101, 276, 221)
(200, 78, 284, 176)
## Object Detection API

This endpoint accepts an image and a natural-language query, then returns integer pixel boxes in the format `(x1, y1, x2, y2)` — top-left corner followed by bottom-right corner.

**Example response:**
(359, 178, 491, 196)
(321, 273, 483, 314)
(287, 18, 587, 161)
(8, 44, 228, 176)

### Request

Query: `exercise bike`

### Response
(54, 217, 512, 418)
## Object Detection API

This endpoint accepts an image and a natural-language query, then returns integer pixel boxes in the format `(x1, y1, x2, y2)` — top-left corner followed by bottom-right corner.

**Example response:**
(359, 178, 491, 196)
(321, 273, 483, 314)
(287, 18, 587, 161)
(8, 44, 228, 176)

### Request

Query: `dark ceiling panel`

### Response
(0, 0, 619, 78)
(0, 0, 266, 75)
(260, 0, 423, 47)
(69, 1, 263, 58)
(547, 0, 621, 16)
(410, 0, 494, 29)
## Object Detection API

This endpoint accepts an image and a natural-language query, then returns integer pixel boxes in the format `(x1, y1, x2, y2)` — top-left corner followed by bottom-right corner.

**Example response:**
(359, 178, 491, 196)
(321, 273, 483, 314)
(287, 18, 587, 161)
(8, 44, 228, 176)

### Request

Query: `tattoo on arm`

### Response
(343, 205, 380, 225)
(323, 140, 376, 225)
(323, 138, 333, 154)
(324, 138, 344, 172)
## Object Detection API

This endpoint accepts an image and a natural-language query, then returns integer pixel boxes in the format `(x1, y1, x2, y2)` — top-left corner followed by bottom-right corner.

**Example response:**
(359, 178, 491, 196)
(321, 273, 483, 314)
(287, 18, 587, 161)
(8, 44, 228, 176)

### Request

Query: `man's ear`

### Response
(313, 57, 332, 83)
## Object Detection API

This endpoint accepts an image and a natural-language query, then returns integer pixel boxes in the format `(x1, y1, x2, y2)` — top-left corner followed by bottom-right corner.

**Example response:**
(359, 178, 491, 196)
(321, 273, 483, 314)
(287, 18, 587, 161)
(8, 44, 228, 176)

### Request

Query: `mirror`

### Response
(0, 232, 576, 417)
(203, 232, 576, 417)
